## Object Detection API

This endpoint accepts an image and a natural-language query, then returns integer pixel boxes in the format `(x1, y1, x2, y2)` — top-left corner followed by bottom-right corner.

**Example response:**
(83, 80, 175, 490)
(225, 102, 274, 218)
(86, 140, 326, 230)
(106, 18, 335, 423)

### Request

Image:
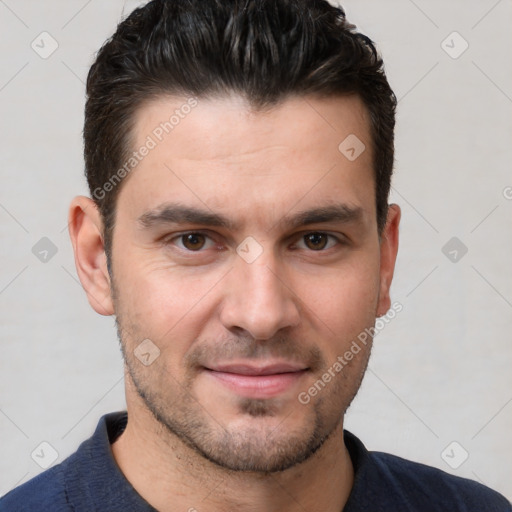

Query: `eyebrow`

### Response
(137, 202, 365, 232)
(138, 204, 236, 230)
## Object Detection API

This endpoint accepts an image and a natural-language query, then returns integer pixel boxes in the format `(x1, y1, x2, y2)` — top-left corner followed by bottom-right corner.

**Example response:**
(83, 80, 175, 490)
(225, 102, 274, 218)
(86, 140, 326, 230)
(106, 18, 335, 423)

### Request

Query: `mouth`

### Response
(203, 362, 309, 399)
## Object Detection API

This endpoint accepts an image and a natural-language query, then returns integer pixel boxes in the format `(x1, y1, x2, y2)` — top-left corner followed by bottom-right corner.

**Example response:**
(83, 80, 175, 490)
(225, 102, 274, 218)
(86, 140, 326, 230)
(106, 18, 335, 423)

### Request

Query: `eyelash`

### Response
(163, 231, 345, 253)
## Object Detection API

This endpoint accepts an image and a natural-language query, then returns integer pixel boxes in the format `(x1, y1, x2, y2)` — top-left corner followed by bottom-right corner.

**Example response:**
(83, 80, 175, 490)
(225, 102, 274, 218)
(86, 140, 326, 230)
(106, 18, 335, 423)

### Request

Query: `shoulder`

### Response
(343, 431, 511, 511)
(371, 450, 511, 511)
(0, 412, 130, 512)
(0, 462, 72, 512)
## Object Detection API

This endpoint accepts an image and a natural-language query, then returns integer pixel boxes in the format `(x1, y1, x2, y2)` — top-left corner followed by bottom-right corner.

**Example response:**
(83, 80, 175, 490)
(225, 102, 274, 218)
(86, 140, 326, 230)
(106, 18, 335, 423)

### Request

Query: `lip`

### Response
(203, 361, 309, 399)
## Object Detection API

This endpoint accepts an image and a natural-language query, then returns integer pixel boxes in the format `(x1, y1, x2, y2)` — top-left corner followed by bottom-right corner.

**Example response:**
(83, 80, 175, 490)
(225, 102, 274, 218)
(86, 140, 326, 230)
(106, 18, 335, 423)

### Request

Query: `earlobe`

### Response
(376, 203, 401, 317)
(68, 196, 114, 316)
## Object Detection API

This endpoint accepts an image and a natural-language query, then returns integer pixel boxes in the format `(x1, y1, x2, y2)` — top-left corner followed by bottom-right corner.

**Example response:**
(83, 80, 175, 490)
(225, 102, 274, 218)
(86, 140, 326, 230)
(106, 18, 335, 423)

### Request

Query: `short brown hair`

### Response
(84, 0, 397, 266)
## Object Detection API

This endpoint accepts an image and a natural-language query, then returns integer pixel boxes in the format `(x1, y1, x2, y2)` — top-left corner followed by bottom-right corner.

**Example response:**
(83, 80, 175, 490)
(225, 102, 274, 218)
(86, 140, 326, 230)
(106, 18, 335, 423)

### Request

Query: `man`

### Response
(2, 0, 510, 510)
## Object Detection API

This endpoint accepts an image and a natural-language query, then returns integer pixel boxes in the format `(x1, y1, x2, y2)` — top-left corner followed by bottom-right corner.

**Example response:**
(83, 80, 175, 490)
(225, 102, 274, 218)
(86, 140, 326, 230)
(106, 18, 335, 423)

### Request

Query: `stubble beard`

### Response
(111, 281, 372, 474)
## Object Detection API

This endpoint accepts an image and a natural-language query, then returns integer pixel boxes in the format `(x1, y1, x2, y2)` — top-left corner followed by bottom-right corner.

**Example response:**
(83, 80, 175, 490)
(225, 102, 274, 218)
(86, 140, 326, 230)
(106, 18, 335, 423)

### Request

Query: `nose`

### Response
(219, 255, 301, 340)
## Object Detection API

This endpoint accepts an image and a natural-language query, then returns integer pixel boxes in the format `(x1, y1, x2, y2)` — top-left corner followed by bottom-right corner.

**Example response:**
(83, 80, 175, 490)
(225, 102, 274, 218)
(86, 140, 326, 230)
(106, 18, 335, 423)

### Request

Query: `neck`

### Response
(112, 393, 354, 512)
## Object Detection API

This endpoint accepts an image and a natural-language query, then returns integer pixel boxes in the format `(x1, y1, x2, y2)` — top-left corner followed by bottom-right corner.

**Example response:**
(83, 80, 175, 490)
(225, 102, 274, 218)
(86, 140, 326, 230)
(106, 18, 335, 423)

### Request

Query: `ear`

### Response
(68, 196, 114, 316)
(376, 203, 401, 317)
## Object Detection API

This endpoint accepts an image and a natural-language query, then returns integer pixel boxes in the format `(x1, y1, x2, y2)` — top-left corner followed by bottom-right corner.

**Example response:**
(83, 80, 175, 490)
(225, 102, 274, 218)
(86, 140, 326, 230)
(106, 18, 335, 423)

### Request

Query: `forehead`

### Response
(133, 93, 371, 163)
(118, 93, 375, 229)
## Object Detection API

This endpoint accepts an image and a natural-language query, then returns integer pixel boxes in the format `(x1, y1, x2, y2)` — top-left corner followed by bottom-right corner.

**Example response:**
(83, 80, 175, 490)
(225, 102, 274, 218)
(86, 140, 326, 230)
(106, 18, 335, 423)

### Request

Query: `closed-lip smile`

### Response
(203, 361, 309, 399)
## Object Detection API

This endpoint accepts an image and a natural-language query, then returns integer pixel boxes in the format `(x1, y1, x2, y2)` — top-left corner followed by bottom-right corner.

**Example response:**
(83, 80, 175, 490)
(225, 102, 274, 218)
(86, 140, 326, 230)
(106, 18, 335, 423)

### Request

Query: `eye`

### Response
(296, 232, 339, 251)
(171, 232, 216, 251)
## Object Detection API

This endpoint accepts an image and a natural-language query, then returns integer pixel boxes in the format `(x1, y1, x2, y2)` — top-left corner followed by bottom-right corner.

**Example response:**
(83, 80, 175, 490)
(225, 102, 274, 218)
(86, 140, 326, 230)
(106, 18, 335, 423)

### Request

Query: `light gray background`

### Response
(1, 0, 511, 501)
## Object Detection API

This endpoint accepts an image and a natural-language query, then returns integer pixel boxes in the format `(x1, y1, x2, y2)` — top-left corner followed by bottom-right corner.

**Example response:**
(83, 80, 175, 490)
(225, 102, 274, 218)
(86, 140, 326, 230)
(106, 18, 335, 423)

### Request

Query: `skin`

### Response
(69, 93, 400, 512)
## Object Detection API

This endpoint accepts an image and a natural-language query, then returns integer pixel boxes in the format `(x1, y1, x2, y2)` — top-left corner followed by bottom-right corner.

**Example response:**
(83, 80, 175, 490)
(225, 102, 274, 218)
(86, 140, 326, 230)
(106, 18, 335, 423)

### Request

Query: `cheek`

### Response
(113, 251, 226, 347)
(115, 246, 191, 311)
(296, 254, 380, 340)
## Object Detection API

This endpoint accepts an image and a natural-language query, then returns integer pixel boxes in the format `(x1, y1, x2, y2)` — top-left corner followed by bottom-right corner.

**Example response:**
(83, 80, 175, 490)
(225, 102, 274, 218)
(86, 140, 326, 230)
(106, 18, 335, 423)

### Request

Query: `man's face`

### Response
(109, 93, 393, 472)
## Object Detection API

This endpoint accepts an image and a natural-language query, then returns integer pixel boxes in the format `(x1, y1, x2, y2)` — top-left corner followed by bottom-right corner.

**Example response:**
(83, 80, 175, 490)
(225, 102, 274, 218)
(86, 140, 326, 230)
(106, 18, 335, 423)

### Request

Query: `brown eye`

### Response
(303, 232, 329, 250)
(181, 233, 206, 251)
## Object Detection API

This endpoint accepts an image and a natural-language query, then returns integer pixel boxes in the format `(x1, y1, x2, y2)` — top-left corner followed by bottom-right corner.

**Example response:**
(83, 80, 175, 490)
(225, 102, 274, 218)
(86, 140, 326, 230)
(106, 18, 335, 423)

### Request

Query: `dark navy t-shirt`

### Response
(1, 411, 510, 511)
